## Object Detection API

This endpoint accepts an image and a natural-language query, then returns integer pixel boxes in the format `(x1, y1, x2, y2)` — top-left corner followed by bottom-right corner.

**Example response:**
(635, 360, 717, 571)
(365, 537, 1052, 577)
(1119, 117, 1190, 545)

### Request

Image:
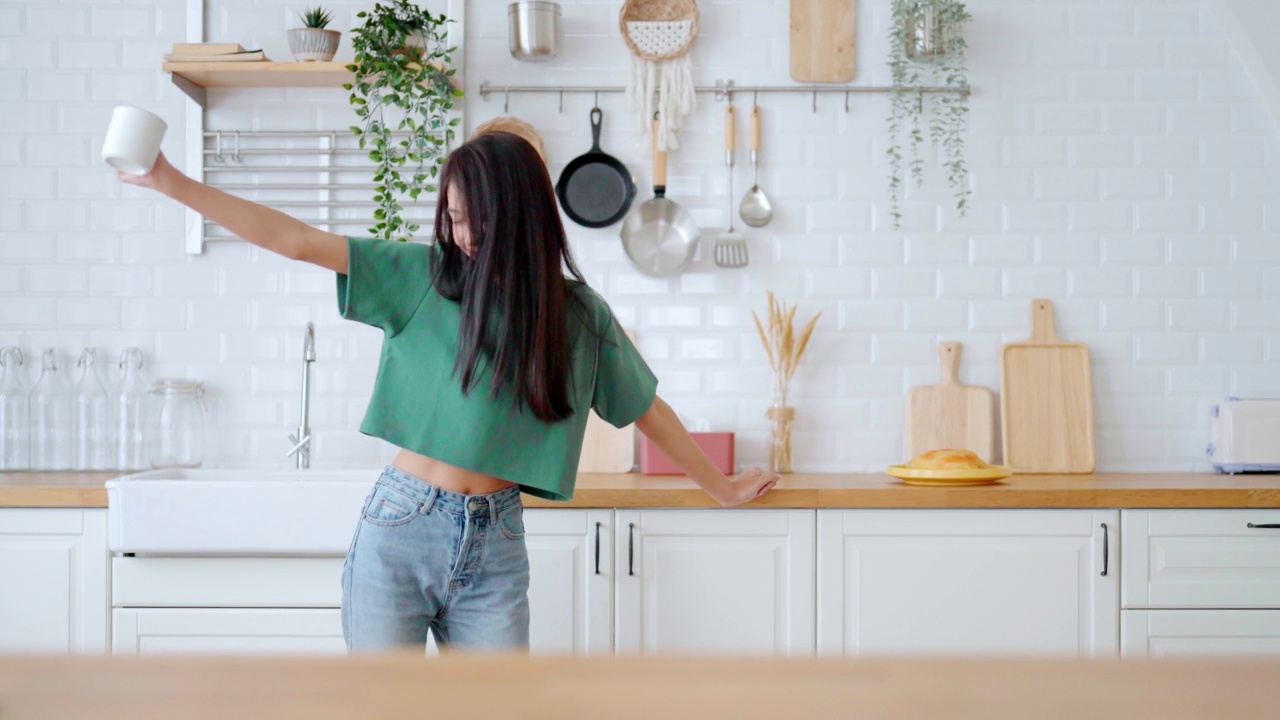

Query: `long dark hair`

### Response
(431, 131, 589, 423)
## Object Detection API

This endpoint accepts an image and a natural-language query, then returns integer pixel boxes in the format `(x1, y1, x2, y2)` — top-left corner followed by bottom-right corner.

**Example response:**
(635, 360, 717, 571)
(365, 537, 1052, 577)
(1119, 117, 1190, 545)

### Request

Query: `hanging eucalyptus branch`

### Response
(887, 0, 971, 229)
(346, 0, 462, 242)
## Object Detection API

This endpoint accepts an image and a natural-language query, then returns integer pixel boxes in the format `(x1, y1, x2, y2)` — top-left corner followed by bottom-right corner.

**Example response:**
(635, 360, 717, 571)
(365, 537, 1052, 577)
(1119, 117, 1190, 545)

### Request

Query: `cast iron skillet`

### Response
(556, 108, 636, 228)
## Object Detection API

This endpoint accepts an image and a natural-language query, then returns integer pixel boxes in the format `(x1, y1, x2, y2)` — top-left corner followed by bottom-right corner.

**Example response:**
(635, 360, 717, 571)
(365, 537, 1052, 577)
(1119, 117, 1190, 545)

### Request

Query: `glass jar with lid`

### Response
(148, 378, 206, 469)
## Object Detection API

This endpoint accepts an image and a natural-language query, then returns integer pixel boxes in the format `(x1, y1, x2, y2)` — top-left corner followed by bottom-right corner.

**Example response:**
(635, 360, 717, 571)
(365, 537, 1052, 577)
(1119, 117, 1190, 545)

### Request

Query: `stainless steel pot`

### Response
(509, 2, 561, 62)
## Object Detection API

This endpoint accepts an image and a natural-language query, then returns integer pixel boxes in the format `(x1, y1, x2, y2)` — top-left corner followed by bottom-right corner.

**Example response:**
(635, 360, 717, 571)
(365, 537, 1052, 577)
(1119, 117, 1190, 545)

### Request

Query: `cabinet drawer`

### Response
(1122, 510, 1280, 609)
(1122, 610, 1280, 657)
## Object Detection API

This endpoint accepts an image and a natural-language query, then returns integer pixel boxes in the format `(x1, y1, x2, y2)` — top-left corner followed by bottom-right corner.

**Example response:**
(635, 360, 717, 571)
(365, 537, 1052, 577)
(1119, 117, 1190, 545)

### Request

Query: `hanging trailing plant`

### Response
(887, 0, 971, 229)
(346, 0, 462, 242)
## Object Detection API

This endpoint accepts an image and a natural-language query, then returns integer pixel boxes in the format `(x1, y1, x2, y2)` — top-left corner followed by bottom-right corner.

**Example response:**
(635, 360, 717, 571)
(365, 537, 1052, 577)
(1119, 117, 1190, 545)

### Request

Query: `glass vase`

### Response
(765, 392, 795, 474)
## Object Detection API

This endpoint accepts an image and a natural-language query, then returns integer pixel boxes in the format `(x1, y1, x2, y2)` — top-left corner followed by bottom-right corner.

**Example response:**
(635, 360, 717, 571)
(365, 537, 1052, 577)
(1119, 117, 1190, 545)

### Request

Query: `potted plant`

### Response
(346, 0, 461, 243)
(886, 0, 971, 228)
(288, 6, 340, 62)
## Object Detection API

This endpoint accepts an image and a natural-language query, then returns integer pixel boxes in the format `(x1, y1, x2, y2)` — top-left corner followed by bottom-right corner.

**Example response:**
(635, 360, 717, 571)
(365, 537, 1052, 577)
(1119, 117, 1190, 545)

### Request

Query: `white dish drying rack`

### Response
(197, 129, 443, 246)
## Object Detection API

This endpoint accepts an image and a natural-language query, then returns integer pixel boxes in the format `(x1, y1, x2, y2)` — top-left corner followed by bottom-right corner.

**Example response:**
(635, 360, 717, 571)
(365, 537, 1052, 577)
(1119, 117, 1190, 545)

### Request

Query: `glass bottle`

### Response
(30, 349, 74, 471)
(148, 378, 206, 469)
(0, 347, 29, 470)
(72, 349, 112, 471)
(115, 348, 147, 471)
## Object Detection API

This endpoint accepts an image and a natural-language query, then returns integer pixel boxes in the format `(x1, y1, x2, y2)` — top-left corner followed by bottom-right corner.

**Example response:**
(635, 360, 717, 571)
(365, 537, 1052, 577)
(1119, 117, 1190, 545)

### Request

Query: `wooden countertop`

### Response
(3, 471, 1279, 509)
(2, 653, 1278, 720)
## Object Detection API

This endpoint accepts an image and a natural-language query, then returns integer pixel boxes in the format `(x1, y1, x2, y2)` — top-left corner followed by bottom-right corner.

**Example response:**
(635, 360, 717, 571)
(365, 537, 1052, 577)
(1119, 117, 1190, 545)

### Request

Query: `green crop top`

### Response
(336, 236, 658, 501)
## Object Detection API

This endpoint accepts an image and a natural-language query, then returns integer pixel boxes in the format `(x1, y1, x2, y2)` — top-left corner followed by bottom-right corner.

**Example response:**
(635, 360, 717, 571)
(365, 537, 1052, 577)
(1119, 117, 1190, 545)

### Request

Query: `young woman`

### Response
(116, 132, 779, 653)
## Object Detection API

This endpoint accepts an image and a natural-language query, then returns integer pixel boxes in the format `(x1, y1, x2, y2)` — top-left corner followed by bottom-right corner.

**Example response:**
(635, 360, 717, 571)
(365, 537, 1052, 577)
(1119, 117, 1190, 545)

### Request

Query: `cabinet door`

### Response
(818, 509, 1118, 657)
(614, 509, 815, 656)
(1123, 610, 1280, 657)
(525, 509, 612, 655)
(112, 608, 347, 655)
(0, 509, 109, 653)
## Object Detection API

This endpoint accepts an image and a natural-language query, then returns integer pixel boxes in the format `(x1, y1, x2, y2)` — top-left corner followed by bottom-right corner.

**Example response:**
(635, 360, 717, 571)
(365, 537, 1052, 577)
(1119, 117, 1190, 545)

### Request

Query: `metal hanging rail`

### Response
(479, 80, 971, 113)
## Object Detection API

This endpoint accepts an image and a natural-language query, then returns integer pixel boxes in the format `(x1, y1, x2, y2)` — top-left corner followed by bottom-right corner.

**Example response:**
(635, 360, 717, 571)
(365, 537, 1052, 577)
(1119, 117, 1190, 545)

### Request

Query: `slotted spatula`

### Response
(714, 103, 748, 269)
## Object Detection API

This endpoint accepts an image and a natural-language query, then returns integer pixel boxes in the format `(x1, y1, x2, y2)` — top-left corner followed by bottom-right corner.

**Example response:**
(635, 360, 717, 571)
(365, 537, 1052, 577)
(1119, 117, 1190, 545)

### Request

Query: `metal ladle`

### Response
(738, 101, 773, 228)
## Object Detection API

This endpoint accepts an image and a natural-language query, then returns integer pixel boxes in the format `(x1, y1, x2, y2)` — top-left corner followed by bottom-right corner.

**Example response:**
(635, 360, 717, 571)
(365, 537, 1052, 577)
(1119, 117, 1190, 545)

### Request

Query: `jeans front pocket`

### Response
(497, 505, 525, 540)
(362, 483, 420, 526)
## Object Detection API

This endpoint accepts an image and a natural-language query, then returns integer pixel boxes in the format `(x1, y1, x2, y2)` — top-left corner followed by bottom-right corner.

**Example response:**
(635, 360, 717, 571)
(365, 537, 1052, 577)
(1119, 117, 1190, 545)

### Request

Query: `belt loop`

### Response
(423, 485, 439, 515)
(489, 496, 499, 525)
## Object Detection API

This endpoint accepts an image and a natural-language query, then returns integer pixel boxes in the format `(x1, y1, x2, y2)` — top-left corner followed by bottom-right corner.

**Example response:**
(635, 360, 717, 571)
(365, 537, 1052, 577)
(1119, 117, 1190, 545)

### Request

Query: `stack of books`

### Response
(163, 43, 268, 63)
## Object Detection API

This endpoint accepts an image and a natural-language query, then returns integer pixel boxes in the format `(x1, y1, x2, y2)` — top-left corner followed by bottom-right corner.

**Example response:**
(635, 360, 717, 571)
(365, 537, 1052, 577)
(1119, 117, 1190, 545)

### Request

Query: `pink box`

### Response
(640, 432, 735, 475)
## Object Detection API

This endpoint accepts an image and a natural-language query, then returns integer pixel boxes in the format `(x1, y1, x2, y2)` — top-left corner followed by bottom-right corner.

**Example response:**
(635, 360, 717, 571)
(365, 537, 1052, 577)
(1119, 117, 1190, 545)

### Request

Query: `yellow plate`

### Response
(886, 465, 1013, 486)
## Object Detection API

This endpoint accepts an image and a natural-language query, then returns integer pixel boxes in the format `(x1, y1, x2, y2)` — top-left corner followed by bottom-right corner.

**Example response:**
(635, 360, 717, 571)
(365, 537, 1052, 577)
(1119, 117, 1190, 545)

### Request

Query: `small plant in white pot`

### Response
(289, 6, 340, 62)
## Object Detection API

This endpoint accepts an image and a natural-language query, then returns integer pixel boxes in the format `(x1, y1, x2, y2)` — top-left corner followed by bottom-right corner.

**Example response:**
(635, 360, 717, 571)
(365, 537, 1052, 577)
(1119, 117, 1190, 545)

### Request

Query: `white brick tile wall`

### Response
(0, 0, 1275, 471)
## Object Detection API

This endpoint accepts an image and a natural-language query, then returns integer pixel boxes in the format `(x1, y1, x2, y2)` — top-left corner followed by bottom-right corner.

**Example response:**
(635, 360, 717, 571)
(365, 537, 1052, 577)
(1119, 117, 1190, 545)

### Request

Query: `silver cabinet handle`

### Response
(1100, 523, 1109, 577)
(1247, 523, 1280, 529)
(594, 521, 601, 575)
(628, 522, 636, 576)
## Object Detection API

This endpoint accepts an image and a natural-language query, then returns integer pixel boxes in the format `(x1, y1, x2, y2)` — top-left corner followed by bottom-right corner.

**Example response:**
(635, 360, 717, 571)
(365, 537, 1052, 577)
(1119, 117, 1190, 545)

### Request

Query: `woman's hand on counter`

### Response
(722, 466, 779, 507)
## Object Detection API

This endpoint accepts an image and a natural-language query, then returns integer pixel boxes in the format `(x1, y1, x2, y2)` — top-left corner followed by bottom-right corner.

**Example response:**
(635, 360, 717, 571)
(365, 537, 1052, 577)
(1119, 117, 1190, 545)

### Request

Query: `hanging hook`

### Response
(918, 89, 924, 114)
(214, 130, 223, 163)
(559, 89, 564, 113)
(845, 88, 850, 113)
(812, 88, 818, 113)
(594, 90, 599, 109)
(232, 130, 241, 163)
(753, 89, 758, 106)
(503, 88, 510, 114)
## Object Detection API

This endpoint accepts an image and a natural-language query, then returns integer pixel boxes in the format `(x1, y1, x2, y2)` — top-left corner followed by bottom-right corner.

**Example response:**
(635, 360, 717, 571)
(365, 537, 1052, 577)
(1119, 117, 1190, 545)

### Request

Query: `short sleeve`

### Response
(591, 304, 658, 428)
(335, 237, 433, 335)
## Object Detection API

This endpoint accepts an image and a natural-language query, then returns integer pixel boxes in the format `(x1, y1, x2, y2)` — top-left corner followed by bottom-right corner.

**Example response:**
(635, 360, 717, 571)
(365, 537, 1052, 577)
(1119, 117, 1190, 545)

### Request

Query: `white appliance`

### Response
(1207, 398, 1280, 473)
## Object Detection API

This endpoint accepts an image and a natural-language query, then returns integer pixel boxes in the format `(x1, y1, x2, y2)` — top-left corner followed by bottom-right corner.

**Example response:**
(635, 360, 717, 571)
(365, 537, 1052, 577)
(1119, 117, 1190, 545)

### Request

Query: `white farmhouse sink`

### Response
(106, 469, 378, 556)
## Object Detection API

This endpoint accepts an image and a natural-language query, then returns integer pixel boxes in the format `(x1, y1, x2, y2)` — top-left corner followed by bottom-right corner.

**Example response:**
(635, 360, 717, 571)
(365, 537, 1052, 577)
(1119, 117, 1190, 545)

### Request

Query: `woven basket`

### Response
(619, 0, 699, 61)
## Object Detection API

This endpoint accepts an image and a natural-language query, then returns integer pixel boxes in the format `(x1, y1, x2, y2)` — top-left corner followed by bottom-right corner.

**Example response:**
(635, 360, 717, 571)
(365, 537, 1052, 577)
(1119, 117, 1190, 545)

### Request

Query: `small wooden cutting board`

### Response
(1000, 299, 1096, 474)
(905, 342, 996, 463)
(577, 329, 638, 473)
(790, 0, 857, 83)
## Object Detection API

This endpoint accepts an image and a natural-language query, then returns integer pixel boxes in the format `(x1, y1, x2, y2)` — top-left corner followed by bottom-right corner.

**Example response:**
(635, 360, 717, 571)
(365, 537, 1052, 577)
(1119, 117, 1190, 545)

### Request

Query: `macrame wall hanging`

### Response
(620, 0, 699, 151)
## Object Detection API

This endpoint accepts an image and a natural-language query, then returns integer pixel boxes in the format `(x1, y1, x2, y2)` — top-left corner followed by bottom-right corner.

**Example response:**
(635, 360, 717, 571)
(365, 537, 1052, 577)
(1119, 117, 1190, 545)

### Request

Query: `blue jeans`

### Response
(341, 465, 530, 653)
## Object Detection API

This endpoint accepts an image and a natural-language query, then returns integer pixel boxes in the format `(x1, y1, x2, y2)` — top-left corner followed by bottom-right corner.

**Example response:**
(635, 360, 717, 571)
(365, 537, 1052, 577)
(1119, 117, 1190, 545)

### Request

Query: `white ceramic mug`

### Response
(101, 106, 167, 175)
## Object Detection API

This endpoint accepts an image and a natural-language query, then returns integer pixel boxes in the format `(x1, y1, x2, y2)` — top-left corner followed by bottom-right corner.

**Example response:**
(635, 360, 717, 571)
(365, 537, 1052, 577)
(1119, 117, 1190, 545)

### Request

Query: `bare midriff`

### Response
(391, 447, 517, 496)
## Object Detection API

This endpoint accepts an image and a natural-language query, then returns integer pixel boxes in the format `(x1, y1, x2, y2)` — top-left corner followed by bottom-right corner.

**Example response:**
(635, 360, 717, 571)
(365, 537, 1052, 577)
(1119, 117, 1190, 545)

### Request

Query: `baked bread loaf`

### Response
(905, 449, 991, 470)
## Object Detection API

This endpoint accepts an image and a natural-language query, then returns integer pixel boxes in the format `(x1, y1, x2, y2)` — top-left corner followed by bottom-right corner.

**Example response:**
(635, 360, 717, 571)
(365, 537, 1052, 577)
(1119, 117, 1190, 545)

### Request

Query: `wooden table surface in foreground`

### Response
(2, 653, 1279, 720)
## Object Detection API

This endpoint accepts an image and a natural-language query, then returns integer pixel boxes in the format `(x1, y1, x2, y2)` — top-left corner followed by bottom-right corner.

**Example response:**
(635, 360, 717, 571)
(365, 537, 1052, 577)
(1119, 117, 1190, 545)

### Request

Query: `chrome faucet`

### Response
(286, 323, 315, 469)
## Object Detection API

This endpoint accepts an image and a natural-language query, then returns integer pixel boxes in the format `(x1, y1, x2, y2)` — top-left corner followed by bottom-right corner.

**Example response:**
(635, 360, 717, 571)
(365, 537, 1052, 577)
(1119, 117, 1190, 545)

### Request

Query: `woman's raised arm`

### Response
(118, 151, 349, 273)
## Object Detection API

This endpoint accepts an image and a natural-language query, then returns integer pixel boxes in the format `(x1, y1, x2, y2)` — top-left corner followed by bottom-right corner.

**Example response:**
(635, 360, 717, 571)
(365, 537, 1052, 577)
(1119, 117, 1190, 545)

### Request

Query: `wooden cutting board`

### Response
(905, 342, 996, 463)
(790, 0, 856, 83)
(577, 329, 638, 473)
(1000, 299, 1096, 474)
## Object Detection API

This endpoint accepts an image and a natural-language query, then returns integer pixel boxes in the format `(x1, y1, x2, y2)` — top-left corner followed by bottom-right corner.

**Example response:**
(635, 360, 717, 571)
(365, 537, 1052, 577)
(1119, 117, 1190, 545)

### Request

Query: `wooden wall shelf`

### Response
(164, 61, 352, 106)
(164, 60, 452, 107)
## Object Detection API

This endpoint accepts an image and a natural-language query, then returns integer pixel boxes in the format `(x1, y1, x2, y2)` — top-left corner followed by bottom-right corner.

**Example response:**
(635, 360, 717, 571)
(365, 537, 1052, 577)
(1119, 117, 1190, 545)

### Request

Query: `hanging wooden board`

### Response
(905, 342, 996, 463)
(790, 0, 857, 83)
(577, 329, 638, 473)
(1000, 299, 1096, 474)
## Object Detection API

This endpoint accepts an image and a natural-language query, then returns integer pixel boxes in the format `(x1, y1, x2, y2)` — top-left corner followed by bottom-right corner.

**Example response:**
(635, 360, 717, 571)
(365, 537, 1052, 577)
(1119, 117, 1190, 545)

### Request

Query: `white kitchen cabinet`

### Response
(1120, 509, 1280, 658)
(112, 608, 346, 655)
(614, 509, 815, 656)
(525, 509, 612, 655)
(1122, 509, 1280, 609)
(817, 509, 1118, 657)
(0, 509, 109, 653)
(1122, 610, 1280, 657)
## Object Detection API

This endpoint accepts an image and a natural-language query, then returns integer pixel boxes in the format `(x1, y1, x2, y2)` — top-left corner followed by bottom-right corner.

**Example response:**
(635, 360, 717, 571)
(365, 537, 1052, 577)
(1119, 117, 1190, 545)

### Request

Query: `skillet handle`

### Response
(652, 116, 667, 196)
